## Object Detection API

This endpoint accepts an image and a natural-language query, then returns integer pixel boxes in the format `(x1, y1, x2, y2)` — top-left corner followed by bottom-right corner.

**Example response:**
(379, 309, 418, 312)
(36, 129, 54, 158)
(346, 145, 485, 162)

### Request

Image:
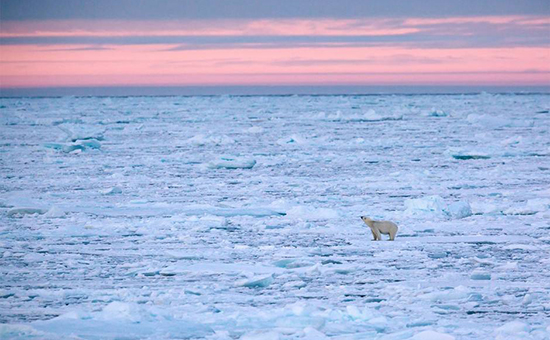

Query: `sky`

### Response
(1, 0, 549, 92)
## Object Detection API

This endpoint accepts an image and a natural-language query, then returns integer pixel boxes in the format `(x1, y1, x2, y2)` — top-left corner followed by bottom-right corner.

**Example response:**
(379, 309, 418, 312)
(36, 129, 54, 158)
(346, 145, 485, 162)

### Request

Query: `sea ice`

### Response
(43, 206, 65, 218)
(494, 321, 530, 338)
(285, 206, 339, 220)
(404, 195, 472, 219)
(426, 108, 448, 117)
(503, 198, 550, 215)
(420, 286, 471, 302)
(0, 324, 44, 338)
(404, 195, 447, 217)
(277, 135, 308, 145)
(6, 208, 47, 217)
(100, 187, 123, 195)
(448, 148, 491, 160)
(236, 274, 274, 288)
(44, 139, 101, 153)
(302, 327, 330, 340)
(466, 114, 534, 128)
(207, 156, 257, 169)
(447, 201, 473, 219)
(240, 331, 280, 340)
(411, 330, 455, 340)
(78, 139, 101, 149)
(470, 270, 491, 280)
(187, 134, 235, 146)
(316, 109, 402, 122)
(28, 302, 214, 339)
(2, 94, 549, 339)
(58, 124, 105, 142)
(247, 126, 265, 134)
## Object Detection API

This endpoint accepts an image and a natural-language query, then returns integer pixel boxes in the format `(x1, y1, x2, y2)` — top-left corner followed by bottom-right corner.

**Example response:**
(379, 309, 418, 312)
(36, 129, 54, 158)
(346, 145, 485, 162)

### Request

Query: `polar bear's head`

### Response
(360, 216, 372, 223)
(360, 216, 375, 226)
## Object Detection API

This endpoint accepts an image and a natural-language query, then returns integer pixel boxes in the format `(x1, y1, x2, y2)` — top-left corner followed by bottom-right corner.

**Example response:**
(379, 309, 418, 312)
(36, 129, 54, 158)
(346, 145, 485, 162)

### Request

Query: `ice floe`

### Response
(100, 187, 123, 195)
(207, 156, 257, 169)
(187, 134, 235, 146)
(466, 113, 534, 128)
(277, 135, 309, 146)
(6, 208, 47, 217)
(236, 274, 274, 288)
(470, 270, 491, 280)
(411, 330, 455, 340)
(44, 139, 101, 153)
(316, 109, 402, 122)
(58, 124, 105, 142)
(447, 148, 491, 160)
(2, 94, 549, 339)
(404, 195, 472, 219)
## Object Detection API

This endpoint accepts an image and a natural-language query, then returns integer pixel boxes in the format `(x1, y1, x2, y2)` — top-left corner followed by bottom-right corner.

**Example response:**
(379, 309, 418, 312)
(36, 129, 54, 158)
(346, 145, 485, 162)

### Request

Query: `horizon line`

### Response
(1, 85, 549, 98)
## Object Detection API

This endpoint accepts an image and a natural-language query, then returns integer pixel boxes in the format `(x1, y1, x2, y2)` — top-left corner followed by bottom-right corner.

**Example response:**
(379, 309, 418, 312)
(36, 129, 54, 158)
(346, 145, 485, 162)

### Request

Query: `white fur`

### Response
(361, 216, 398, 241)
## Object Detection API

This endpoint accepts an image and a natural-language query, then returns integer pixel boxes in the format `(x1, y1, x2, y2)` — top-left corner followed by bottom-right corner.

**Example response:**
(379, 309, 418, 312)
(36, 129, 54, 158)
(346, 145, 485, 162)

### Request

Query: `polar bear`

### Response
(361, 216, 398, 241)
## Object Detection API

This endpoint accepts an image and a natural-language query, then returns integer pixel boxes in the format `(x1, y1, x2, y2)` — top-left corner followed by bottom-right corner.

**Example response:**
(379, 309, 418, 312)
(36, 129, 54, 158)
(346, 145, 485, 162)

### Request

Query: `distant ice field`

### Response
(0, 94, 549, 339)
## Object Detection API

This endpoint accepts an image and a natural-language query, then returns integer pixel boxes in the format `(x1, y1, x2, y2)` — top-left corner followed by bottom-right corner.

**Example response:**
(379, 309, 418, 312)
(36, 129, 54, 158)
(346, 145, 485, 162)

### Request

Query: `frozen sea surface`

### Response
(1, 94, 549, 339)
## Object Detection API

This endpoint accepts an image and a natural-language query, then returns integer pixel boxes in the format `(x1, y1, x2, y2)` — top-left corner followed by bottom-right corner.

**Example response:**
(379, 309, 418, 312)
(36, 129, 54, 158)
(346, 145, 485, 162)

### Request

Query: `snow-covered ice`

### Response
(1, 94, 549, 339)
(404, 196, 472, 219)
(207, 156, 257, 169)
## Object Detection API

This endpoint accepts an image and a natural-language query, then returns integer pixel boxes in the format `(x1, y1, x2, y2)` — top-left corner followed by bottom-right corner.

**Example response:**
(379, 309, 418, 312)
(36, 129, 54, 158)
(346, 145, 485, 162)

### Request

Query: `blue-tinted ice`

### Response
(1, 94, 549, 339)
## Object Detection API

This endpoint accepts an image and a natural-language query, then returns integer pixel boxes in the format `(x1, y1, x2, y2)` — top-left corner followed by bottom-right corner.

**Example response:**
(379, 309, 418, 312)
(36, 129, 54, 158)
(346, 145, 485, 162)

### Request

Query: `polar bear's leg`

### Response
(389, 227, 397, 241)
(374, 228, 382, 241)
(370, 228, 379, 241)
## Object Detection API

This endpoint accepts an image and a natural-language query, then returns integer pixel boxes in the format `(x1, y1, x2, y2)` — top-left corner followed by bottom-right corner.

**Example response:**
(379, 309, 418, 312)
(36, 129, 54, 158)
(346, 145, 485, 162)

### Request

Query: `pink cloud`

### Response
(0, 18, 420, 37)
(1, 15, 548, 88)
(2, 44, 549, 87)
(2, 16, 547, 39)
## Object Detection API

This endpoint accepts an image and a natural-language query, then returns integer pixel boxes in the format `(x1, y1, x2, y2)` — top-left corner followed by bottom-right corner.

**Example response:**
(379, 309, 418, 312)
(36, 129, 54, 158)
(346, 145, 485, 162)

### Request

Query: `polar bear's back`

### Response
(373, 220, 398, 234)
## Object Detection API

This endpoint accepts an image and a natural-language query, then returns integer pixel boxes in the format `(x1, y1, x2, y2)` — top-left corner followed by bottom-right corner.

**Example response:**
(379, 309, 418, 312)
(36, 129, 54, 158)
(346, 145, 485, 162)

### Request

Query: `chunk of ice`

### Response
(451, 154, 491, 160)
(404, 196, 471, 219)
(495, 321, 530, 336)
(504, 198, 550, 215)
(277, 135, 308, 145)
(411, 330, 455, 340)
(0, 324, 44, 338)
(241, 331, 280, 340)
(78, 139, 101, 149)
(447, 147, 491, 160)
(58, 124, 105, 142)
(466, 114, 534, 128)
(447, 201, 472, 219)
(62, 144, 86, 153)
(273, 259, 314, 269)
(236, 274, 274, 288)
(187, 134, 235, 146)
(44, 139, 101, 153)
(427, 109, 448, 117)
(421, 286, 470, 302)
(44, 206, 65, 218)
(470, 270, 491, 280)
(502, 244, 539, 251)
(101, 187, 122, 195)
(247, 126, 264, 134)
(302, 327, 329, 340)
(7, 208, 47, 217)
(316, 109, 402, 122)
(207, 156, 256, 169)
(99, 302, 142, 322)
(404, 195, 448, 219)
